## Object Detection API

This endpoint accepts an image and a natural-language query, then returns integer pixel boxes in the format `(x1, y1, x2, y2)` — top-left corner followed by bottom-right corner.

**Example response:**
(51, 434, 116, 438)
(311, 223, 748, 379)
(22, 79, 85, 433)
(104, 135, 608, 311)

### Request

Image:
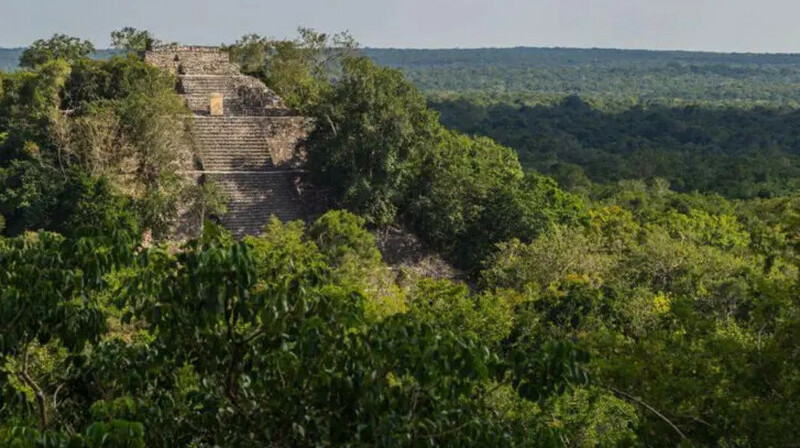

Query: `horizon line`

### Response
(2, 44, 800, 57)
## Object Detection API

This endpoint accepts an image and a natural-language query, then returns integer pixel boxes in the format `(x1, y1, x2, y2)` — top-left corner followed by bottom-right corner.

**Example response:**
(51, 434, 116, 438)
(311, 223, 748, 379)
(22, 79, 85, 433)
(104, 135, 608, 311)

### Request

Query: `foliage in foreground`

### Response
(0, 214, 601, 447)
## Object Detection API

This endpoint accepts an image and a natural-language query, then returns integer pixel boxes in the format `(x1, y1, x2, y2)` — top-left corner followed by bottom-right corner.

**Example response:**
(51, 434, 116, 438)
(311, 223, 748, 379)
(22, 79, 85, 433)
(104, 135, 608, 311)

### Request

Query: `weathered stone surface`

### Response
(146, 46, 312, 238)
(144, 46, 238, 75)
(191, 116, 310, 171)
(178, 74, 292, 116)
(209, 93, 224, 116)
(207, 171, 307, 238)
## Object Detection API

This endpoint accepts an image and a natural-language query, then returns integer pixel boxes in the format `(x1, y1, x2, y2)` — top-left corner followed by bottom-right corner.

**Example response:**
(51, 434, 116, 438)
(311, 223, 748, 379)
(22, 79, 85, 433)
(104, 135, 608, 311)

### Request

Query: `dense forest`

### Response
(365, 47, 800, 105)
(432, 97, 800, 198)
(366, 48, 800, 199)
(1, 30, 800, 447)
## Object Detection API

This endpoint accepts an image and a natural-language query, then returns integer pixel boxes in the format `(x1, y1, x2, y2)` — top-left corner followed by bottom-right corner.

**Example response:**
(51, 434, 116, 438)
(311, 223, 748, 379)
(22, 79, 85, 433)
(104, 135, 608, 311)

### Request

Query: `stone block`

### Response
(209, 93, 224, 116)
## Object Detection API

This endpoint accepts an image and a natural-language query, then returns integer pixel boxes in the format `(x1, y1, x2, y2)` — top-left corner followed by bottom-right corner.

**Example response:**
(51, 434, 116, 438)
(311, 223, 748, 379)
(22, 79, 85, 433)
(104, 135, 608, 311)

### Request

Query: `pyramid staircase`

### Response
(145, 47, 310, 238)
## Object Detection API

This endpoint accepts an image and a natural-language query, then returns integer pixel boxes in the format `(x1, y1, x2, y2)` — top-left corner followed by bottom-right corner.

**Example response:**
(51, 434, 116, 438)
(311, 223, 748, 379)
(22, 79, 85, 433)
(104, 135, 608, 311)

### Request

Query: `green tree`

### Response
(110, 27, 162, 52)
(0, 162, 140, 239)
(19, 34, 95, 69)
(1, 54, 193, 240)
(407, 130, 523, 255)
(113, 226, 587, 446)
(225, 33, 270, 78)
(455, 173, 586, 270)
(306, 56, 440, 225)
(0, 230, 134, 431)
(226, 28, 356, 111)
(406, 277, 514, 344)
(308, 210, 405, 318)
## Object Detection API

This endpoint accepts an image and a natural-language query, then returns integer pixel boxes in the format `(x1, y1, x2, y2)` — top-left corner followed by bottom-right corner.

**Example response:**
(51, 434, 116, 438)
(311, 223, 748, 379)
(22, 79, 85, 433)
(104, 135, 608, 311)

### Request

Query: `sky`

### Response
(1, 0, 799, 53)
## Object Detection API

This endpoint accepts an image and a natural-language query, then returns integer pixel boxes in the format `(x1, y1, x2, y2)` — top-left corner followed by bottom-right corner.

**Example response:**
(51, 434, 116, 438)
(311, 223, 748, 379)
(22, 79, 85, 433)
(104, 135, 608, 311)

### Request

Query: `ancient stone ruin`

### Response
(145, 46, 311, 238)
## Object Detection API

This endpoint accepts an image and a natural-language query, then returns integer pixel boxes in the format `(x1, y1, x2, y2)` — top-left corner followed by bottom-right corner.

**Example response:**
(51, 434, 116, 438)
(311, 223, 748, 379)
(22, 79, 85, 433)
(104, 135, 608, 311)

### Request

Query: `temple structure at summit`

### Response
(145, 46, 311, 238)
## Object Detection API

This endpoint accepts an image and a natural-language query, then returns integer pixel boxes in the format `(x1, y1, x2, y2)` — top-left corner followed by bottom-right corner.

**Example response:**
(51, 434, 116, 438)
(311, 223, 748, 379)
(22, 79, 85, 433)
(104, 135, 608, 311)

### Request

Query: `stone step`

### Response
(178, 75, 288, 113)
(207, 172, 306, 237)
(191, 117, 307, 168)
(185, 100, 298, 117)
(192, 116, 306, 124)
(178, 75, 251, 95)
(182, 94, 223, 112)
(198, 157, 273, 172)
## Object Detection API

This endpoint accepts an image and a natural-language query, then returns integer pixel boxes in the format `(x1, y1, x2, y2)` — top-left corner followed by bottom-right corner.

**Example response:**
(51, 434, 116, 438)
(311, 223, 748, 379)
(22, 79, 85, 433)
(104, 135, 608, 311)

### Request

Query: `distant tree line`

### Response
(432, 95, 800, 198)
(365, 47, 800, 106)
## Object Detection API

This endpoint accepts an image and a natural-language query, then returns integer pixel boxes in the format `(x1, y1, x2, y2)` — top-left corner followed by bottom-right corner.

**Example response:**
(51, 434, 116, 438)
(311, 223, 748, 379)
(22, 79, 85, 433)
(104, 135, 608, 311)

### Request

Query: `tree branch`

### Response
(608, 386, 687, 441)
(19, 347, 48, 430)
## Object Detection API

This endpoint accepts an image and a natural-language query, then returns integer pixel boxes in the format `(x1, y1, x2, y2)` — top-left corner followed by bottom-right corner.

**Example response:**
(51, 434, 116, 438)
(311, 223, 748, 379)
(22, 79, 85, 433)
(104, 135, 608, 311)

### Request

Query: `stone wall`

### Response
(144, 46, 237, 75)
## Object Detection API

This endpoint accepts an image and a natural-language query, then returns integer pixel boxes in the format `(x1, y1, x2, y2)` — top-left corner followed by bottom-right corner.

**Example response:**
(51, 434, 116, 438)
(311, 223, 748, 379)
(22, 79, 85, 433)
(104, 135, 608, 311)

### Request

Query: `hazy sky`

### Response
(1, 0, 799, 52)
